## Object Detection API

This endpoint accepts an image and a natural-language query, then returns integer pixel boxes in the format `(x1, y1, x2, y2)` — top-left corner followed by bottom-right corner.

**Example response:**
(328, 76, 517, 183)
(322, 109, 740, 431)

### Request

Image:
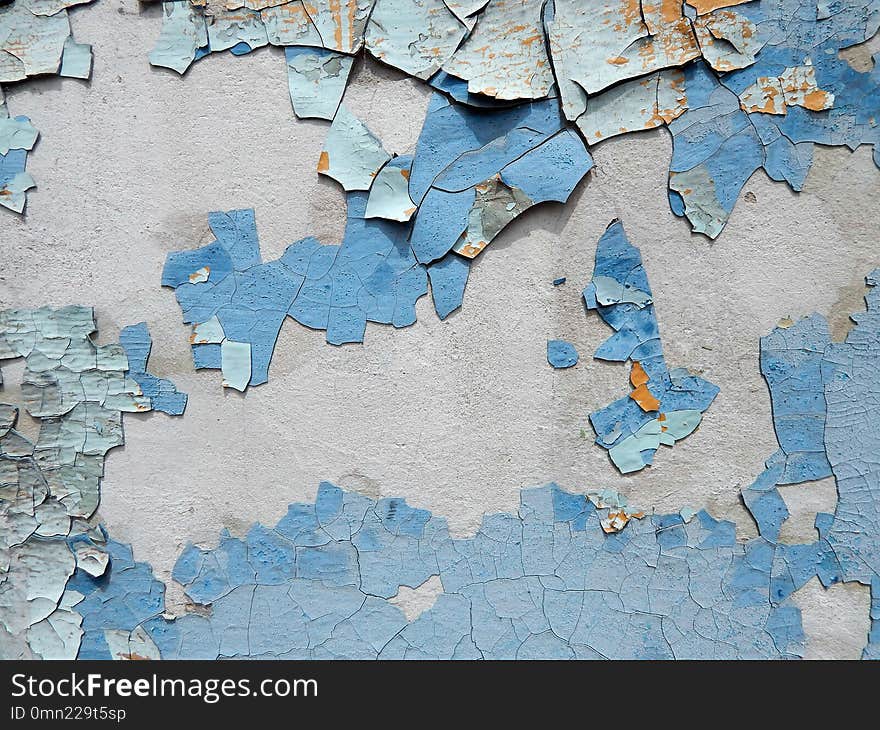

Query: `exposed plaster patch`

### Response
(388, 574, 443, 621)
(778, 477, 838, 543)
(792, 576, 870, 659)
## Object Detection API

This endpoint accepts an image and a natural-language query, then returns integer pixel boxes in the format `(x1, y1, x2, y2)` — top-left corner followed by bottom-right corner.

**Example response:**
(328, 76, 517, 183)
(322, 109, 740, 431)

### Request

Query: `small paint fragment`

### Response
(365, 155, 417, 222)
(318, 105, 391, 191)
(284, 45, 353, 120)
(59, 37, 91, 79)
(547, 339, 578, 369)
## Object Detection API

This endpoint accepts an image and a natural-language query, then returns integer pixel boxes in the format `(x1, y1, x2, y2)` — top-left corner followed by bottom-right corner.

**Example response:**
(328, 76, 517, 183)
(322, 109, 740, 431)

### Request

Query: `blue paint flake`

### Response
(584, 220, 719, 473)
(163, 92, 591, 389)
(547, 339, 578, 369)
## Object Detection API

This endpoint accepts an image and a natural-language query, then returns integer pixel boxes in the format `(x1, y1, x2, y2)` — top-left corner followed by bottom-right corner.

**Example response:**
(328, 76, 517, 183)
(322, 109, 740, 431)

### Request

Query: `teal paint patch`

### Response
(284, 45, 353, 121)
(0, 308, 185, 658)
(0, 0, 96, 213)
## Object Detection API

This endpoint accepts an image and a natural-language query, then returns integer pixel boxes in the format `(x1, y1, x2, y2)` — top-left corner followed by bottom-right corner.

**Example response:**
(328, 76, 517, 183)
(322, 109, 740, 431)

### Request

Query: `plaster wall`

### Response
(1, 0, 878, 657)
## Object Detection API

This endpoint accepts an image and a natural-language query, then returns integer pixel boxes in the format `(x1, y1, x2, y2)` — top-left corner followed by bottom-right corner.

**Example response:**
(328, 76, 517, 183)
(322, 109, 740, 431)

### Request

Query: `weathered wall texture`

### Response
(1, 0, 879, 659)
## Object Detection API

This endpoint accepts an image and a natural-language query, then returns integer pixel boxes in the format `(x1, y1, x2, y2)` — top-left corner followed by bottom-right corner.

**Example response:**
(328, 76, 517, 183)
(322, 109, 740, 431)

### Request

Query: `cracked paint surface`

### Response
(163, 93, 590, 389)
(141, 0, 878, 238)
(0, 0, 95, 213)
(584, 220, 719, 474)
(0, 307, 185, 658)
(41, 266, 880, 659)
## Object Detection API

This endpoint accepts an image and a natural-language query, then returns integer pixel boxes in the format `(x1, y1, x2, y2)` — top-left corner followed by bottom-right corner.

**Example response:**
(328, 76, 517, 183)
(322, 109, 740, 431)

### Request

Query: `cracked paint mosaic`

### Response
(1, 0, 880, 663)
(4, 270, 880, 658)
(0, 0, 95, 212)
(133, 0, 878, 239)
(0, 308, 185, 658)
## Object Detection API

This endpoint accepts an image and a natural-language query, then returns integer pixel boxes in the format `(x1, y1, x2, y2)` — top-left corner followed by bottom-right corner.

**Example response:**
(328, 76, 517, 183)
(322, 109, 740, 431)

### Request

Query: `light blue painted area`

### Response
(69, 269, 880, 659)
(119, 322, 188, 416)
(67, 534, 167, 660)
(0, 116, 36, 214)
(547, 339, 578, 369)
(584, 221, 719, 473)
(163, 93, 590, 388)
(744, 270, 880, 659)
(668, 0, 880, 237)
(821, 270, 880, 588)
(759, 314, 833, 484)
(70, 482, 801, 659)
(283, 45, 353, 121)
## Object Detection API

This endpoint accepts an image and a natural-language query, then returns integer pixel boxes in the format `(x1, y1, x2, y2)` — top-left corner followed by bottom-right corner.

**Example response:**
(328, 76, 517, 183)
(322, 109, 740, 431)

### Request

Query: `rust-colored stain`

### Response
(331, 0, 344, 50)
(317, 150, 330, 172)
(188, 265, 210, 284)
(802, 88, 833, 111)
(687, 0, 751, 13)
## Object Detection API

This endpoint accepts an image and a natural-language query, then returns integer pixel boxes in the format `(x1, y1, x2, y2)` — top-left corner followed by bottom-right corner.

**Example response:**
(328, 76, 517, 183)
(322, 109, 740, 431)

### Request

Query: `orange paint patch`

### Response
(629, 361, 662, 411)
(317, 150, 330, 173)
(630, 361, 650, 388)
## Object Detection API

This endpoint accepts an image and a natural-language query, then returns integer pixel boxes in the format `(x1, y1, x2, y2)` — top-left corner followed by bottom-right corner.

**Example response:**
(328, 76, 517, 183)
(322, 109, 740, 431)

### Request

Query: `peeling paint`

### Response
(366, 0, 466, 80)
(12, 269, 880, 659)
(0, 308, 185, 658)
(0, 0, 95, 213)
(546, 339, 577, 369)
(584, 220, 719, 473)
(284, 45, 353, 120)
(443, 0, 553, 101)
(58, 267, 880, 659)
(318, 105, 391, 191)
(163, 93, 590, 387)
(139, 0, 879, 237)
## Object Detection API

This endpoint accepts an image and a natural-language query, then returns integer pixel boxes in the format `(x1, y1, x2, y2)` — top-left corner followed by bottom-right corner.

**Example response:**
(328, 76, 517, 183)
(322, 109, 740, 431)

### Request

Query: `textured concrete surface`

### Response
(0, 0, 878, 657)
